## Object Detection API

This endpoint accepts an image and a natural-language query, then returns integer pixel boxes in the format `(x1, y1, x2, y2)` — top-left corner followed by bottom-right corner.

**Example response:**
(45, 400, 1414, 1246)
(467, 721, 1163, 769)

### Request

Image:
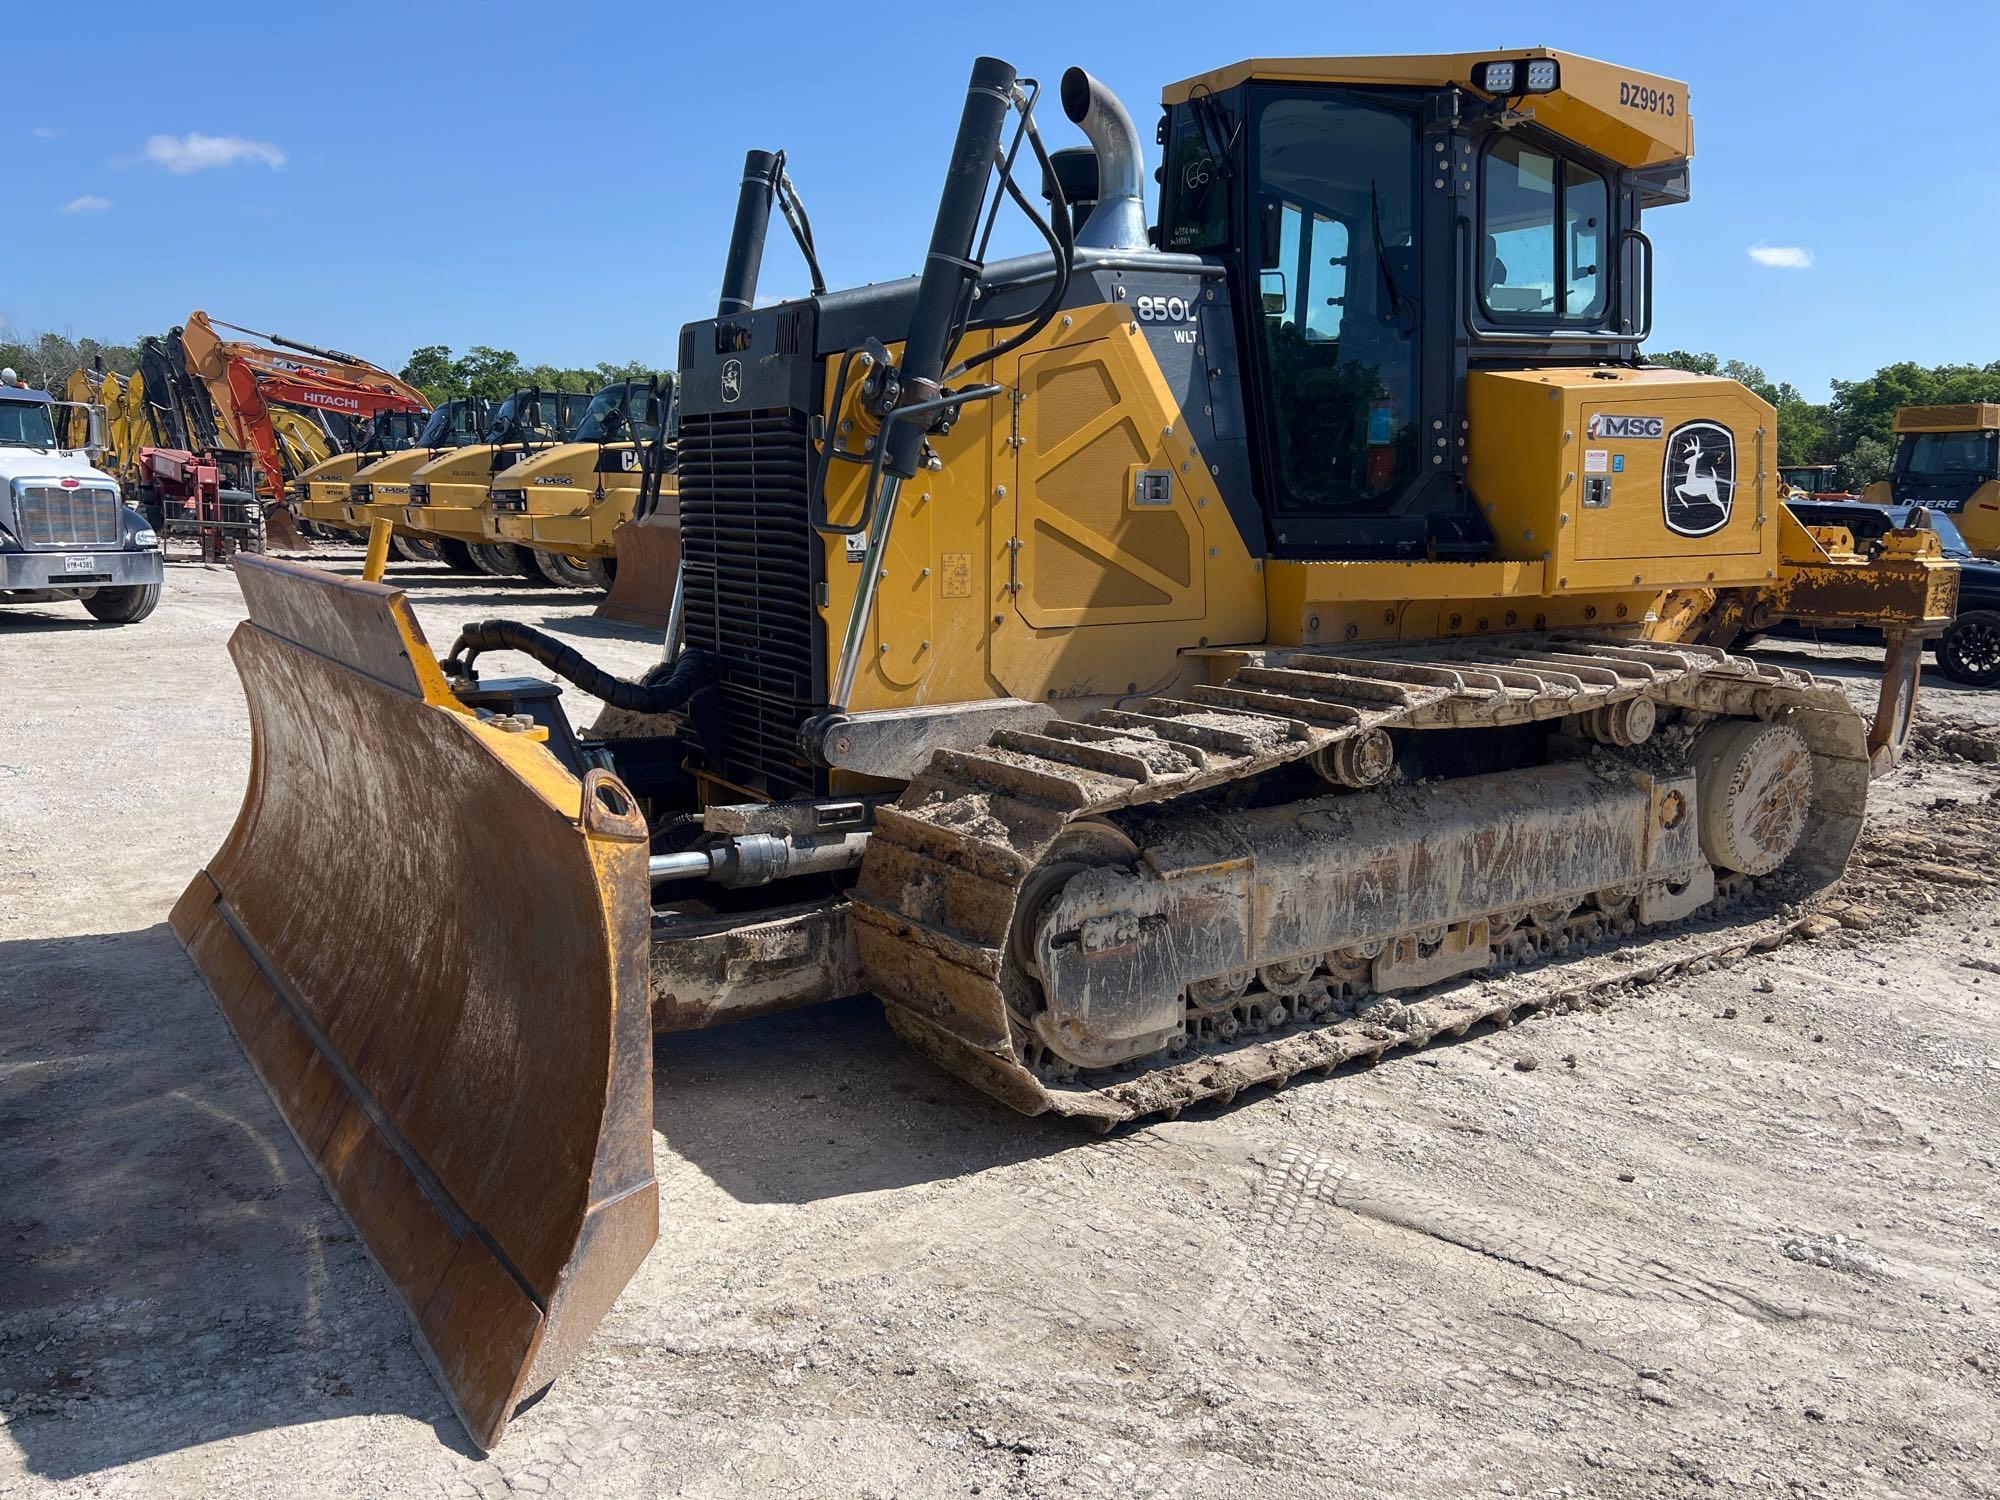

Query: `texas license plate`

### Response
(62, 555, 98, 574)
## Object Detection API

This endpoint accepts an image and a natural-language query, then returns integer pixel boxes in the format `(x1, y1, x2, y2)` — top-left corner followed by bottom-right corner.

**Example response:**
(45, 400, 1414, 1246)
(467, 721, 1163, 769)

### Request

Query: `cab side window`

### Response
(1163, 113, 1229, 252)
(1481, 137, 1612, 325)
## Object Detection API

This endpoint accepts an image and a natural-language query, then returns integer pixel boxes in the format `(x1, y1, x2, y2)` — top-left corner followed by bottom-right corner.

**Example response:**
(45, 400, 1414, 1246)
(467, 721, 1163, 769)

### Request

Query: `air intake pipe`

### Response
(1059, 67, 1149, 252)
(718, 149, 782, 316)
(884, 54, 1018, 481)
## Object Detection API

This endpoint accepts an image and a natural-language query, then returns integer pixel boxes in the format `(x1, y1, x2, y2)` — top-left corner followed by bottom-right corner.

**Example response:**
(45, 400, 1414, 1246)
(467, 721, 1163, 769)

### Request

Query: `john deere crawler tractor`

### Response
(172, 50, 1954, 1448)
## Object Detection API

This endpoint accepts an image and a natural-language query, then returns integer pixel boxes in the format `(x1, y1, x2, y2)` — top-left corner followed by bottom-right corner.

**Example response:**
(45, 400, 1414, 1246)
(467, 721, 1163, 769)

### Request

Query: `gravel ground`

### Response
(3, 551, 1998, 1499)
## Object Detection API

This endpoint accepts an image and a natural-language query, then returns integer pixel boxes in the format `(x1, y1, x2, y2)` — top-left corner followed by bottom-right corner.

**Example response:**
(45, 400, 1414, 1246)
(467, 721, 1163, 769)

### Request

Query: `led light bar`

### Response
(1472, 57, 1561, 96)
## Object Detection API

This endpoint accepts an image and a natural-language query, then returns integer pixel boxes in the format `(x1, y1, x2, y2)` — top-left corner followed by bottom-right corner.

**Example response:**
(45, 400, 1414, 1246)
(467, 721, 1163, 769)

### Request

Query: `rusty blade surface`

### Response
(594, 498, 680, 630)
(171, 555, 657, 1450)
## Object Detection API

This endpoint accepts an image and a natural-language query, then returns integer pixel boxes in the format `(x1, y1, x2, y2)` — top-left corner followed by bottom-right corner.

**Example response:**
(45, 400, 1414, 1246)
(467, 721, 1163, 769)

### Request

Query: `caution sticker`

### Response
(940, 552, 972, 598)
(1584, 449, 1609, 474)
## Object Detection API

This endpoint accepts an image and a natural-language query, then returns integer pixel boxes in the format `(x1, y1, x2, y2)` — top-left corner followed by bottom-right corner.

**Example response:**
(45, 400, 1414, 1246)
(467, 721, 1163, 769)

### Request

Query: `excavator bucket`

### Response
(595, 489, 681, 629)
(170, 556, 658, 1449)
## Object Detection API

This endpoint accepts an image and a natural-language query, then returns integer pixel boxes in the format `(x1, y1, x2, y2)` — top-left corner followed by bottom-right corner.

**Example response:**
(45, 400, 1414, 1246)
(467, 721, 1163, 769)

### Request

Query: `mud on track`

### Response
(3, 559, 1998, 1497)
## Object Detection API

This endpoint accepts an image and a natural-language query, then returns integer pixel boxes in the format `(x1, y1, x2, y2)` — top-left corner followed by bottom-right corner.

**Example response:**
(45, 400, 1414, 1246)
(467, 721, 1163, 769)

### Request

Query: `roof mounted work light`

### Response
(1472, 57, 1560, 96)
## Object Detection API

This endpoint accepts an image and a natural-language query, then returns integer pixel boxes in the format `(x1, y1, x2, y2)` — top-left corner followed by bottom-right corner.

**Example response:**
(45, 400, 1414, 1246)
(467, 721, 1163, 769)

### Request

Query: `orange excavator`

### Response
(178, 311, 429, 544)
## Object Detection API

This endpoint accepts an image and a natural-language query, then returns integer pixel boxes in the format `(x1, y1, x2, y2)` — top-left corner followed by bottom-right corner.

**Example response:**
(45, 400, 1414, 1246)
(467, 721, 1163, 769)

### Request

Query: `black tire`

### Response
(82, 583, 160, 624)
(238, 497, 266, 557)
(1937, 610, 2000, 688)
(436, 538, 483, 574)
(391, 535, 444, 565)
(468, 542, 531, 577)
(529, 550, 613, 590)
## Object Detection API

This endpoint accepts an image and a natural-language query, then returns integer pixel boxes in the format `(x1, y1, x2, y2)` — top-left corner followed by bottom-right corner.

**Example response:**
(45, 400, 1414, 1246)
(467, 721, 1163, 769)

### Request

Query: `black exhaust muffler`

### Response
(883, 54, 1016, 480)
(718, 148, 783, 316)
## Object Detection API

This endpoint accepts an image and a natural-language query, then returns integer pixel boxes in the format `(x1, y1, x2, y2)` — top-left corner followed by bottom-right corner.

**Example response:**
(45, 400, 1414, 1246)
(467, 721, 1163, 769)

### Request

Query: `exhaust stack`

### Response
(718, 149, 782, 315)
(1059, 68, 1149, 251)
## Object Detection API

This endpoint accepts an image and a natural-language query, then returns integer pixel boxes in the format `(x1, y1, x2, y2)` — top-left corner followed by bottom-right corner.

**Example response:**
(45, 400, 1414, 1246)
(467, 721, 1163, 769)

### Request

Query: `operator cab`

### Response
(1155, 49, 1680, 558)
(416, 397, 490, 451)
(358, 408, 432, 454)
(1881, 406, 1999, 513)
(484, 388, 590, 449)
(571, 379, 674, 446)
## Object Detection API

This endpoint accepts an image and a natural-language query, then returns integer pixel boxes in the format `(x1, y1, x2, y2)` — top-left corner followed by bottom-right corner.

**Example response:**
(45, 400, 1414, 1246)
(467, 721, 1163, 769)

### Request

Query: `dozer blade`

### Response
(170, 556, 657, 1450)
(594, 500, 680, 630)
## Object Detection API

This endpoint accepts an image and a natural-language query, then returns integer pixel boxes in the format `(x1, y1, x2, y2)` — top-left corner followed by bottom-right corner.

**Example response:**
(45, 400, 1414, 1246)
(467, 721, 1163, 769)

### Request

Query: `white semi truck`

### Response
(0, 383, 164, 623)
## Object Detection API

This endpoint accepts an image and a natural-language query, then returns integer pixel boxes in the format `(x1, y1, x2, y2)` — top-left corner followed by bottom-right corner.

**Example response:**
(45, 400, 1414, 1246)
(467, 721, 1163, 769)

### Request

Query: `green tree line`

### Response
(0, 331, 142, 390)
(0, 328, 656, 405)
(398, 345, 658, 404)
(1647, 351, 2000, 487)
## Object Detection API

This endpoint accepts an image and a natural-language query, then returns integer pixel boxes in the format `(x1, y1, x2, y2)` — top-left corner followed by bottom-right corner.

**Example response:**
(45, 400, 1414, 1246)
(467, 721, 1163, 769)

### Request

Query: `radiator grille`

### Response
(12, 484, 123, 547)
(679, 406, 822, 799)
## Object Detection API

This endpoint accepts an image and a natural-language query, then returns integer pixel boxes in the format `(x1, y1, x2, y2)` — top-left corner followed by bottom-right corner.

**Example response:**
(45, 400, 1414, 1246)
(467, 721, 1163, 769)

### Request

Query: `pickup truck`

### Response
(0, 385, 164, 623)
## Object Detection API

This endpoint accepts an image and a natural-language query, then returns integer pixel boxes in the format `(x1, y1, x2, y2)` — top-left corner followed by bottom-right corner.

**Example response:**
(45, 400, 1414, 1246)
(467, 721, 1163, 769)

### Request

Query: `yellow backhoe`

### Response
(173, 50, 1954, 1448)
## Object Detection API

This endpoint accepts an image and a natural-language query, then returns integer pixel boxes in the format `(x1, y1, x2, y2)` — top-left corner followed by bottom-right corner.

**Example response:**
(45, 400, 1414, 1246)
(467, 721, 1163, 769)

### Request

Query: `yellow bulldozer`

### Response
(1863, 403, 2000, 552)
(172, 50, 1955, 1448)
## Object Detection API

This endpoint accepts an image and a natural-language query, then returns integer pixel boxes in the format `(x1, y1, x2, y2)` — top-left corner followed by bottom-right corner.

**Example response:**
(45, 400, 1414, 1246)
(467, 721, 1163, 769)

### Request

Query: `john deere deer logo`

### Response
(720, 359, 742, 405)
(1662, 420, 1736, 537)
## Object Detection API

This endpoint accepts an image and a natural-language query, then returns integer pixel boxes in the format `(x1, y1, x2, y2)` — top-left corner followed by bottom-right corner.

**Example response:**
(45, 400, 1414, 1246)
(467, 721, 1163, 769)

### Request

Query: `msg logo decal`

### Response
(1662, 420, 1736, 537)
(1586, 413, 1664, 439)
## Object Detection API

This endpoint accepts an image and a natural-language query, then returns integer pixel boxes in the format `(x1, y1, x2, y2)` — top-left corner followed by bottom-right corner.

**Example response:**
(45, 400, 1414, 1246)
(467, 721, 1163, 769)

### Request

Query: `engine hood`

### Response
(0, 447, 117, 488)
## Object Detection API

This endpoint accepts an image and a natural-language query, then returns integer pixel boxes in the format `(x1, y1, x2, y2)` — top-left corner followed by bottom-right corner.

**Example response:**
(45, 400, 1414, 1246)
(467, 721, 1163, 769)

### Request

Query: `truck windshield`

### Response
(1250, 88, 1421, 516)
(572, 384, 664, 444)
(1899, 430, 1995, 481)
(483, 395, 525, 445)
(418, 402, 482, 447)
(0, 400, 58, 447)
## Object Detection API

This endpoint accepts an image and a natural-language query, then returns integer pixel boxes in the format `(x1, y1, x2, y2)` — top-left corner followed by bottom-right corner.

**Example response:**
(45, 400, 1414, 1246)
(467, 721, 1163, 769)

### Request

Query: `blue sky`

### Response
(7, 1, 1995, 397)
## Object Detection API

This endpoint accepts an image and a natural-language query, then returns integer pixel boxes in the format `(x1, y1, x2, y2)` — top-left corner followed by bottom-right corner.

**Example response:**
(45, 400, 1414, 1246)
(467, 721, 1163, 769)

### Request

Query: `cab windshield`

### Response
(1899, 430, 1996, 482)
(481, 396, 523, 445)
(364, 411, 427, 451)
(572, 383, 665, 444)
(418, 401, 484, 447)
(1249, 88, 1421, 517)
(0, 399, 59, 448)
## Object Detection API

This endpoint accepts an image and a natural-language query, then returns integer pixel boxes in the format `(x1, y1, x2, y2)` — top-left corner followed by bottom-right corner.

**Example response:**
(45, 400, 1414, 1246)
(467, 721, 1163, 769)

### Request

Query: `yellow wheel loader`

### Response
(1863, 403, 2000, 553)
(388, 388, 591, 577)
(174, 51, 1954, 1448)
(483, 377, 676, 590)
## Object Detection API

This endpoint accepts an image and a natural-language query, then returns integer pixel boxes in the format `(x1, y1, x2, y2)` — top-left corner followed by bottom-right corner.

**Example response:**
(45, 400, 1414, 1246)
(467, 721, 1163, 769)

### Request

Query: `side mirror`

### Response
(1259, 270, 1289, 317)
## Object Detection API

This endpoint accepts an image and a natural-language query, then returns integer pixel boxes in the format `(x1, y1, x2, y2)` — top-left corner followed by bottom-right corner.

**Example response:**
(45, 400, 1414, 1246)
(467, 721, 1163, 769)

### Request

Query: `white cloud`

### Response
(32, 126, 59, 140)
(1748, 244, 1813, 269)
(142, 132, 286, 174)
(62, 195, 112, 214)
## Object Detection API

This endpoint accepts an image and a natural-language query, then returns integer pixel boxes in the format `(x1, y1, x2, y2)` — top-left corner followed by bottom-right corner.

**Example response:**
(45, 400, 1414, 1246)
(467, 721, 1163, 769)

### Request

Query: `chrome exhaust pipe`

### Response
(1059, 68, 1149, 251)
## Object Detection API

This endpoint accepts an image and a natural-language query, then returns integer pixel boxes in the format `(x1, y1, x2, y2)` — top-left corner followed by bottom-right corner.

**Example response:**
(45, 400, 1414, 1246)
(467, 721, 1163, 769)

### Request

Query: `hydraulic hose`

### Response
(445, 620, 712, 714)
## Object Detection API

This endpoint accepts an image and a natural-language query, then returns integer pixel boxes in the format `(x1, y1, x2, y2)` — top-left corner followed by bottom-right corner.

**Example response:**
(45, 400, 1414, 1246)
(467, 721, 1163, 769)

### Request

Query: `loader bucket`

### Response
(170, 556, 657, 1450)
(594, 493, 680, 630)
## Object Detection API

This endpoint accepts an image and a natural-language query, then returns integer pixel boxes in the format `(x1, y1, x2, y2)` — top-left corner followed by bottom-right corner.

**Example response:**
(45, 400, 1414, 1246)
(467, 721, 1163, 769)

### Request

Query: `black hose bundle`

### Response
(445, 621, 712, 715)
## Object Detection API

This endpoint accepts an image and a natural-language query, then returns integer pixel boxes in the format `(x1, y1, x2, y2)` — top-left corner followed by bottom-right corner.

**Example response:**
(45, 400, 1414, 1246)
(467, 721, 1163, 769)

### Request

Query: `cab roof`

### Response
(1162, 48, 1693, 168)
(0, 387, 55, 404)
(1894, 403, 2000, 433)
